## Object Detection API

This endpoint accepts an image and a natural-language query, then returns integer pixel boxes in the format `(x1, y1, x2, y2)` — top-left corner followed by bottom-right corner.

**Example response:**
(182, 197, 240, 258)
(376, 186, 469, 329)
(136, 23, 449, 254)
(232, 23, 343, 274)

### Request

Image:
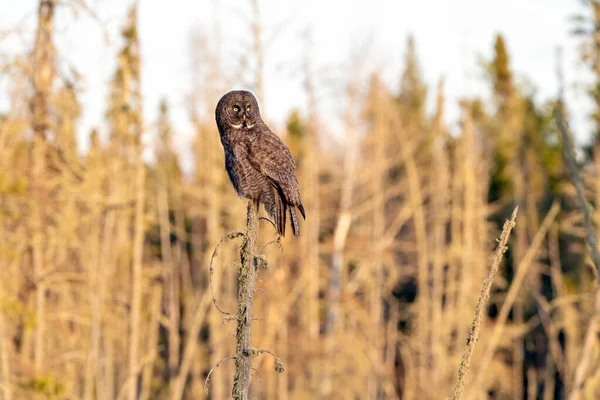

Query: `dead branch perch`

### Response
(229, 201, 283, 398)
(232, 201, 262, 399)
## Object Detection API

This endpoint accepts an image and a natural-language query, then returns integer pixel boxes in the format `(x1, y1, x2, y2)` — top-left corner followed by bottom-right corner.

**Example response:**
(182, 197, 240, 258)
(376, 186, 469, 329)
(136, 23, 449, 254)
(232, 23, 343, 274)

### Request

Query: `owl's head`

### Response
(215, 90, 261, 131)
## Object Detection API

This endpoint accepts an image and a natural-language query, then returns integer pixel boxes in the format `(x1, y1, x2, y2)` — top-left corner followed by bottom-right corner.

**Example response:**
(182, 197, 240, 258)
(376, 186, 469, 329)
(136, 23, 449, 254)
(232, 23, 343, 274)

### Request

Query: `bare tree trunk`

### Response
(98, 176, 119, 399)
(447, 137, 464, 358)
(32, 0, 55, 143)
(430, 79, 450, 393)
(569, 293, 600, 400)
(128, 144, 145, 400)
(322, 75, 359, 397)
(402, 122, 429, 393)
(85, 212, 102, 400)
(140, 280, 162, 400)
(169, 292, 211, 400)
(157, 168, 180, 378)
(232, 201, 259, 400)
(105, 331, 115, 398)
(31, 0, 56, 373)
(0, 224, 10, 400)
(512, 171, 526, 399)
(128, 96, 145, 400)
(302, 30, 320, 341)
(0, 312, 8, 399)
(369, 79, 387, 399)
(459, 102, 477, 366)
(325, 80, 359, 335)
(197, 118, 227, 399)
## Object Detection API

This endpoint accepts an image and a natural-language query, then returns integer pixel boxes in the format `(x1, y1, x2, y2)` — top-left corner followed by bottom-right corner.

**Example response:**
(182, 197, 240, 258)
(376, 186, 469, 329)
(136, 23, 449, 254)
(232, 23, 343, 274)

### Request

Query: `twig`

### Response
(245, 348, 285, 373)
(451, 206, 519, 400)
(555, 108, 600, 279)
(222, 316, 239, 324)
(209, 231, 245, 316)
(255, 288, 268, 300)
(251, 367, 263, 391)
(169, 293, 212, 400)
(203, 356, 236, 394)
(555, 106, 600, 400)
(258, 237, 283, 254)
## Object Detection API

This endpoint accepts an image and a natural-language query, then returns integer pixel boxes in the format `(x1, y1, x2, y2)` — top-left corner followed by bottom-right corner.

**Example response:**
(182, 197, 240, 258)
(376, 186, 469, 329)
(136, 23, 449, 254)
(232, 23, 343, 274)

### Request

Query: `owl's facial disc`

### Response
(241, 101, 257, 128)
(228, 101, 256, 129)
(218, 91, 260, 130)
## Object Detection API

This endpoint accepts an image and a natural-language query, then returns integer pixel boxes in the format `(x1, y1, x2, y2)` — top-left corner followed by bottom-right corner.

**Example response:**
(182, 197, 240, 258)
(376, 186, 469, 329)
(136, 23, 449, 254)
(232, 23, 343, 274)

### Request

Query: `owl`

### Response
(215, 90, 305, 237)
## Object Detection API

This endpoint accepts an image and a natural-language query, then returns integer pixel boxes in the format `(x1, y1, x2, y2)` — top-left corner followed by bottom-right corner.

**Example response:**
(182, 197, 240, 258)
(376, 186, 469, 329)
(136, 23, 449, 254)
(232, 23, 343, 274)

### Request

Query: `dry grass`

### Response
(451, 206, 519, 400)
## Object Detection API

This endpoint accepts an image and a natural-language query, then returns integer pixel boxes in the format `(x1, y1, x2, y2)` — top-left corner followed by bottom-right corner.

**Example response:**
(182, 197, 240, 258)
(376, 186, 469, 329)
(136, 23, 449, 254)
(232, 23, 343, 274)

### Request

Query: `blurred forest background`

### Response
(2, 0, 600, 399)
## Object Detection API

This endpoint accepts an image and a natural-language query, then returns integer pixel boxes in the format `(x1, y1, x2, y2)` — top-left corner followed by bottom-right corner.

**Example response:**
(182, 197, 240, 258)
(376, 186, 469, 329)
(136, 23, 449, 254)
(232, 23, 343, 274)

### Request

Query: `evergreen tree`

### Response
(487, 34, 520, 202)
(490, 35, 514, 112)
(156, 99, 182, 183)
(55, 84, 81, 165)
(398, 35, 427, 122)
(285, 109, 306, 164)
(106, 5, 142, 158)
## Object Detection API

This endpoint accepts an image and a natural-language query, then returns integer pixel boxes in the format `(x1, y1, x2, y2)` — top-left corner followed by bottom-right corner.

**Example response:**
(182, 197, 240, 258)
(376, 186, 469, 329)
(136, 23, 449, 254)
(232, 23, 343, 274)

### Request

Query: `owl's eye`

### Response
(233, 106, 239, 112)
(246, 106, 251, 112)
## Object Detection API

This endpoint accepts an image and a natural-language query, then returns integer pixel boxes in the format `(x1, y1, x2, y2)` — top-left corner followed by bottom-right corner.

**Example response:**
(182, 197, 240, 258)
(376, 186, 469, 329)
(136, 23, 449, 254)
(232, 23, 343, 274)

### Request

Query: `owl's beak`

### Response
(242, 114, 246, 121)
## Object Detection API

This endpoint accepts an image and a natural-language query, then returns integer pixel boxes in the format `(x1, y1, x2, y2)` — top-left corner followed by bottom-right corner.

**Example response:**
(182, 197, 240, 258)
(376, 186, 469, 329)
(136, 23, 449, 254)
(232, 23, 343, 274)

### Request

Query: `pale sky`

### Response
(0, 0, 591, 170)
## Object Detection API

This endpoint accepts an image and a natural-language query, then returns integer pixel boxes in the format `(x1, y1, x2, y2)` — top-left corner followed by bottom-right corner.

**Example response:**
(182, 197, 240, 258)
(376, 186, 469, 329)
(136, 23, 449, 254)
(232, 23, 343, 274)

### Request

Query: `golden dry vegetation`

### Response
(2, 1, 600, 399)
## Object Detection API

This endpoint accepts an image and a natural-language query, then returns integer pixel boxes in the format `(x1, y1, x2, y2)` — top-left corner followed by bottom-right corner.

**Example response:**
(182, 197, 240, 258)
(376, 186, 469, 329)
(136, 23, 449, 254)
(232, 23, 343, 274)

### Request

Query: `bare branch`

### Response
(254, 288, 268, 300)
(258, 238, 283, 254)
(555, 108, 600, 279)
(209, 231, 245, 315)
(203, 356, 237, 394)
(245, 348, 285, 373)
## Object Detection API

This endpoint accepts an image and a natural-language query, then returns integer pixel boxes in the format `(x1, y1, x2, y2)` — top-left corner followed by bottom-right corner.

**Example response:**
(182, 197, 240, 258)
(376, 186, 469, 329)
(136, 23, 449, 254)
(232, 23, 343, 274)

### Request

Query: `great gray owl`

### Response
(215, 90, 305, 237)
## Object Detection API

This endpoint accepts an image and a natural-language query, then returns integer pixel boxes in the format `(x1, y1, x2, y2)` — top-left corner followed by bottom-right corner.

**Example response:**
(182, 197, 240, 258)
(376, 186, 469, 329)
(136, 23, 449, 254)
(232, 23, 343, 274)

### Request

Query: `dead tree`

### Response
(205, 201, 284, 400)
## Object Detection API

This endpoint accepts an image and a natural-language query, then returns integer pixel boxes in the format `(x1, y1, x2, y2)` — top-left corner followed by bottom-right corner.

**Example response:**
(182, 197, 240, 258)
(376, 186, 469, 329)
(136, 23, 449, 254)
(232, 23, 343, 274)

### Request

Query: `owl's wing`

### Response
(249, 128, 304, 213)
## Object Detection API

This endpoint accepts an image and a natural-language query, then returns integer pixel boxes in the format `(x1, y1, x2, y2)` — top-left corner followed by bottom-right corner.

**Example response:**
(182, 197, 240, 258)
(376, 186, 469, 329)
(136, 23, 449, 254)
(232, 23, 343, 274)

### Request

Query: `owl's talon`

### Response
(259, 217, 277, 230)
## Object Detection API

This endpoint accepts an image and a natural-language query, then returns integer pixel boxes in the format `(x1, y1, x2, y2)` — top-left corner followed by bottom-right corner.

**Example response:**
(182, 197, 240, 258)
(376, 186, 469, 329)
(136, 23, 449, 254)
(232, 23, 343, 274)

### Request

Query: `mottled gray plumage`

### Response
(215, 90, 305, 236)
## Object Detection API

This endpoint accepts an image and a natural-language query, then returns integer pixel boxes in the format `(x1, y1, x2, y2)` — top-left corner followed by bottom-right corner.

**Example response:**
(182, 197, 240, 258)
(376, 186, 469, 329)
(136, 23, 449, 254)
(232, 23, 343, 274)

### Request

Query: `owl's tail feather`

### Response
(290, 207, 300, 237)
(298, 202, 306, 220)
(275, 192, 287, 237)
